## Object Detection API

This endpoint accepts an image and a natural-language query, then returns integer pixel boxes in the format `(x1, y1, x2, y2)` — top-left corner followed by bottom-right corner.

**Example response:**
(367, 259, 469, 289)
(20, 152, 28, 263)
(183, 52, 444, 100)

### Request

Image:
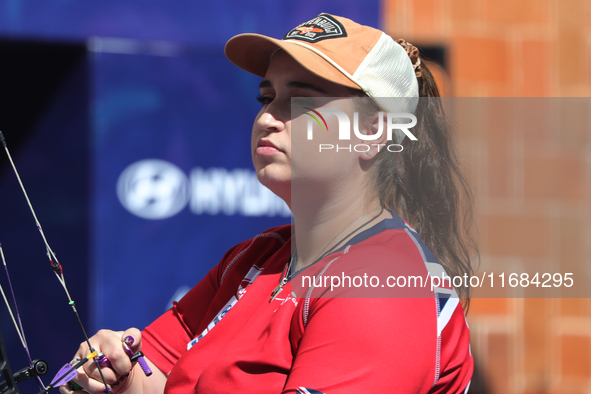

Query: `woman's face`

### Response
(251, 50, 361, 205)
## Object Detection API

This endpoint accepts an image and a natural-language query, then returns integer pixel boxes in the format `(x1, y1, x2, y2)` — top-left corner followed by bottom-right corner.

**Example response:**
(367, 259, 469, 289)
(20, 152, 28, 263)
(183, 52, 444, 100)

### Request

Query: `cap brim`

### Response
(224, 33, 360, 90)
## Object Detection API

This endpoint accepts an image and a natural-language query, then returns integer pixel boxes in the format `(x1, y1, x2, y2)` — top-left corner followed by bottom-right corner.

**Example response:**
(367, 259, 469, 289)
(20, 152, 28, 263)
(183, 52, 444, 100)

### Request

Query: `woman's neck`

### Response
(290, 190, 386, 272)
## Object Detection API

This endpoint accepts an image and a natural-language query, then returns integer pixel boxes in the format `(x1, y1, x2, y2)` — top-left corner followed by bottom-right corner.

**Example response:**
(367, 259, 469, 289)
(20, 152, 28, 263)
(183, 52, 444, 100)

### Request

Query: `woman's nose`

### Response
(257, 110, 285, 133)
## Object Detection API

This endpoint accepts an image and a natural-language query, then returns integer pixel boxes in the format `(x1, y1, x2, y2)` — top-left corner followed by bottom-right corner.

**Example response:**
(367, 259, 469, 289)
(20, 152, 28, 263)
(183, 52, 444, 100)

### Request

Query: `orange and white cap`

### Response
(225, 13, 419, 113)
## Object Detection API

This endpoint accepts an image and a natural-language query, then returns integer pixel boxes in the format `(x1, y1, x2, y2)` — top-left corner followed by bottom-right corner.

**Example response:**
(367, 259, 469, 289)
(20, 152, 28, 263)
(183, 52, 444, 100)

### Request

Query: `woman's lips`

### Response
(256, 140, 283, 156)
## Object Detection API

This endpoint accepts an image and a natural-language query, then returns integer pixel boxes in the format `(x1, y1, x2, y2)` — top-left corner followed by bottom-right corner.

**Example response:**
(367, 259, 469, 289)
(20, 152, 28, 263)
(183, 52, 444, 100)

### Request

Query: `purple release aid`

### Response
(122, 338, 152, 377)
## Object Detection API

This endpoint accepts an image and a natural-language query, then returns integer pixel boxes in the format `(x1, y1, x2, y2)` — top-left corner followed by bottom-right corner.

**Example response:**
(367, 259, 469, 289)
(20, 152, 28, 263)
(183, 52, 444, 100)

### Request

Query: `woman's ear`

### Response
(359, 111, 388, 161)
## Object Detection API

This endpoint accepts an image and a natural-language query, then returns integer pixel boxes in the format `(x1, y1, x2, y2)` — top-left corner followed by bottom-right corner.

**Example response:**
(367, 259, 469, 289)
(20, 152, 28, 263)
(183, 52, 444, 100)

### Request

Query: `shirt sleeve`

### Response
(429, 302, 473, 393)
(282, 297, 440, 394)
(141, 243, 240, 375)
(141, 225, 291, 377)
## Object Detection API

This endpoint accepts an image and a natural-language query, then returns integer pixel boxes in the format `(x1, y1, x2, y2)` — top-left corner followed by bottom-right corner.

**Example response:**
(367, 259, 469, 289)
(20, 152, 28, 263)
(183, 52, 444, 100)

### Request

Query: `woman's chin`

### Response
(257, 169, 290, 196)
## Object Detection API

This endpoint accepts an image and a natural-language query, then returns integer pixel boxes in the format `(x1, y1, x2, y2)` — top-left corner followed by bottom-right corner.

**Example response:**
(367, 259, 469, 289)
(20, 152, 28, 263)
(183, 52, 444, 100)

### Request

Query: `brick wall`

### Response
(382, 1, 591, 392)
(384, 0, 591, 97)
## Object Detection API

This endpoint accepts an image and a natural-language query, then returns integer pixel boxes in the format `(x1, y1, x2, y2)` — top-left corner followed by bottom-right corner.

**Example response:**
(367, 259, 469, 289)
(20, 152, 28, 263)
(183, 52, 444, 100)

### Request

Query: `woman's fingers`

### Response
(58, 383, 73, 394)
(61, 328, 144, 393)
(98, 339, 132, 378)
(121, 327, 143, 351)
(79, 330, 123, 379)
(67, 366, 116, 394)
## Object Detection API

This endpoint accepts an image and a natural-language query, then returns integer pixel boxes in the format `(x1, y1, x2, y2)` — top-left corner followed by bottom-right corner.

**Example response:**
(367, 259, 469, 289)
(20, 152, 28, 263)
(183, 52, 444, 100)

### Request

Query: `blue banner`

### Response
(0, 0, 378, 46)
(0, 2, 379, 390)
(91, 42, 295, 331)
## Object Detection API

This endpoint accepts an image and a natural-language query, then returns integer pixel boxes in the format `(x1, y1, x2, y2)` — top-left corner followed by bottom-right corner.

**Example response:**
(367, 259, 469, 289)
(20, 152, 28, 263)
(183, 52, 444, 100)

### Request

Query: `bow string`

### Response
(0, 130, 112, 393)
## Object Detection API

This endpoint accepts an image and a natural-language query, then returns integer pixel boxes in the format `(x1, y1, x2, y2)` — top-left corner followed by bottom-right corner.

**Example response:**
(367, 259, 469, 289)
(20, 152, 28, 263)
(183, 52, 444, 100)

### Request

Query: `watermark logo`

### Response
(304, 108, 417, 153)
(303, 107, 328, 132)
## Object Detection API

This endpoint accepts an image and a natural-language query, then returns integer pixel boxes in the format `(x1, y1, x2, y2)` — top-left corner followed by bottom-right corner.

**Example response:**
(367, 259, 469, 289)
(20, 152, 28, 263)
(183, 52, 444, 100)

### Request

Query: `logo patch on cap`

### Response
(283, 14, 347, 43)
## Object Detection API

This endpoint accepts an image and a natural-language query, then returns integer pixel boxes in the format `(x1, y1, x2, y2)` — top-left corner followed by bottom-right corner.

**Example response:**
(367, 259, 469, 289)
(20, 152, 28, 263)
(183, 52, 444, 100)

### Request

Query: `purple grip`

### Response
(96, 353, 112, 369)
(123, 342, 152, 377)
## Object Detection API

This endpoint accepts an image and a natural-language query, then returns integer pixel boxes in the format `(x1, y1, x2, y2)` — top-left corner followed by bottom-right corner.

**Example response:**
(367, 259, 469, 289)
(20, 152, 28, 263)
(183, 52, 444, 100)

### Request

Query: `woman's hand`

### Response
(59, 327, 165, 394)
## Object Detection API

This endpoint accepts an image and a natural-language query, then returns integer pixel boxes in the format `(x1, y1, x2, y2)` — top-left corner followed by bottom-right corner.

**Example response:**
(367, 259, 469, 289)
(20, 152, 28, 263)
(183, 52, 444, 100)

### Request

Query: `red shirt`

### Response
(142, 215, 473, 393)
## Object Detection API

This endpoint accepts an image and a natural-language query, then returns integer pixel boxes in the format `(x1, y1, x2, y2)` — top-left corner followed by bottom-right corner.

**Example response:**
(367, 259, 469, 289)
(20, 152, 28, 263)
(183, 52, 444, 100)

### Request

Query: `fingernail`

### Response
(123, 335, 135, 346)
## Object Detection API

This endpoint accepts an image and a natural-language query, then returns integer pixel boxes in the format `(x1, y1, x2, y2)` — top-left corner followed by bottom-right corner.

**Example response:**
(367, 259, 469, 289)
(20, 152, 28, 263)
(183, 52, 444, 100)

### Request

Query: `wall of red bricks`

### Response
(382, 1, 591, 392)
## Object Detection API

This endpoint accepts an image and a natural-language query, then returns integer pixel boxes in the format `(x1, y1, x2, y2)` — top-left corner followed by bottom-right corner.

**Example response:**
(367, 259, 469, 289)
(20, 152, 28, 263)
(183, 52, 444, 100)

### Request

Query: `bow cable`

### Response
(0, 243, 45, 391)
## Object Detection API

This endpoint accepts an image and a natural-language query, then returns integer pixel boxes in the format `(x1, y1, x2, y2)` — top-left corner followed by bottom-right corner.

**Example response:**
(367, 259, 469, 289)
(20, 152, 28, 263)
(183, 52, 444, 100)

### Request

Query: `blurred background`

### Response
(0, 0, 589, 393)
(381, 1, 590, 393)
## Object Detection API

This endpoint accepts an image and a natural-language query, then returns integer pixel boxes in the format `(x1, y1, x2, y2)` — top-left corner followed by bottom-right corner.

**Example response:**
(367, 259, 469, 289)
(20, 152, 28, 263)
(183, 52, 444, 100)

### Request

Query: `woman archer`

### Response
(62, 13, 476, 394)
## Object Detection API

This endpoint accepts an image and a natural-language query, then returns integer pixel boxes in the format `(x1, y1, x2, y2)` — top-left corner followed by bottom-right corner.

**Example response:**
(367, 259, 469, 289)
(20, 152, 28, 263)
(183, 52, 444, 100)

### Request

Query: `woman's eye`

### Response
(294, 97, 320, 108)
(256, 94, 273, 106)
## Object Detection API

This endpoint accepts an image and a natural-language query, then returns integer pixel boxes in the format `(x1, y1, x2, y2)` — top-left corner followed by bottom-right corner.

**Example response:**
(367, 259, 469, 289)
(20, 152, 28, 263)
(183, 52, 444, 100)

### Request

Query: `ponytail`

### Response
(372, 60, 478, 310)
